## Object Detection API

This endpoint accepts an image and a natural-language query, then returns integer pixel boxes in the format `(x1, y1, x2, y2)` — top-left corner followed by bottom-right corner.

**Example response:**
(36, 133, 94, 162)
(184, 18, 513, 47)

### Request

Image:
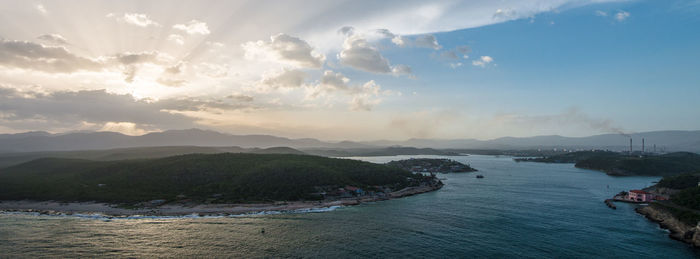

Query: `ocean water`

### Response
(1, 155, 698, 258)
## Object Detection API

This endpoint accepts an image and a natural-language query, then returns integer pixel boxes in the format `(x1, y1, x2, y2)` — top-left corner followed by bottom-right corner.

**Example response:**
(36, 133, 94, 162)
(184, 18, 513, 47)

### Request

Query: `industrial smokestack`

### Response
(630, 138, 633, 155)
(642, 138, 645, 153)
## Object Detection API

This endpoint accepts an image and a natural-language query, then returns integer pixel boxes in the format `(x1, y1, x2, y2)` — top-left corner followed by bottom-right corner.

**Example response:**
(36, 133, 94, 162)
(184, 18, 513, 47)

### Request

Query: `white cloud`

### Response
(376, 29, 406, 47)
(493, 8, 518, 21)
(173, 20, 210, 35)
(338, 32, 411, 76)
(615, 11, 630, 22)
(261, 69, 308, 88)
(350, 80, 382, 111)
(391, 64, 412, 76)
(168, 34, 185, 45)
(311, 70, 388, 111)
(107, 13, 161, 27)
(594, 10, 608, 17)
(320, 70, 350, 90)
(472, 56, 494, 67)
(37, 34, 68, 45)
(243, 33, 325, 68)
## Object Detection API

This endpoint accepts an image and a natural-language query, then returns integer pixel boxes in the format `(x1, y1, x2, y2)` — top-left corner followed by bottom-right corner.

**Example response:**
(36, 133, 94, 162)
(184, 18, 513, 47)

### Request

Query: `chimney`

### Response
(630, 138, 633, 155)
(642, 138, 645, 153)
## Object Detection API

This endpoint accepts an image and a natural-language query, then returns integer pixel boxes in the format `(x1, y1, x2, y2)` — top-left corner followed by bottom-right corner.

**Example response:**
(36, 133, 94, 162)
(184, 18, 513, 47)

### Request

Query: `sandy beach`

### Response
(0, 184, 442, 217)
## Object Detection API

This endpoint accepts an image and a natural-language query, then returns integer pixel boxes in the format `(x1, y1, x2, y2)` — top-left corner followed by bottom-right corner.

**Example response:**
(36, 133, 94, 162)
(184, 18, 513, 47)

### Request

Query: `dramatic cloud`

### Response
(173, 20, 211, 35)
(338, 32, 411, 76)
(0, 87, 192, 130)
(36, 34, 68, 45)
(107, 13, 161, 27)
(472, 56, 494, 67)
(414, 34, 441, 49)
(261, 69, 308, 88)
(615, 11, 630, 22)
(243, 33, 325, 68)
(0, 40, 103, 73)
(0, 86, 255, 133)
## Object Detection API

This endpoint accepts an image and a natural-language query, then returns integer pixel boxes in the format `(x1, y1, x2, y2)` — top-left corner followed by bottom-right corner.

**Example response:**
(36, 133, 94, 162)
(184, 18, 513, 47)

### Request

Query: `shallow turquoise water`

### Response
(1, 155, 698, 258)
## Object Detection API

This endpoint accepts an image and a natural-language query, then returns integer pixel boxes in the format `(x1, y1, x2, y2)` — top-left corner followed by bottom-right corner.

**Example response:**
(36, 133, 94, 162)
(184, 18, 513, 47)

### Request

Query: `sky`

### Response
(0, 0, 699, 141)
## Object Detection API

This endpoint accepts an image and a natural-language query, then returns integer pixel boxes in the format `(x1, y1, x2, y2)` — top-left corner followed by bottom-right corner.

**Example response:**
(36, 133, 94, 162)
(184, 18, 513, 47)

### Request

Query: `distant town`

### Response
(387, 158, 477, 174)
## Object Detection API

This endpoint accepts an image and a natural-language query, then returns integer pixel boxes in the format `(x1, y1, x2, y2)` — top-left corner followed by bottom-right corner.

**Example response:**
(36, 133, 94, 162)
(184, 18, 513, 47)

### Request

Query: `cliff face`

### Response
(636, 204, 700, 247)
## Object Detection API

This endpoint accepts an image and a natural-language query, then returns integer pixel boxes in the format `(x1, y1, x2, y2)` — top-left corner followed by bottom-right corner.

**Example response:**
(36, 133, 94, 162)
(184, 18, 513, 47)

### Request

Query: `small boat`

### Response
(476, 175, 484, 179)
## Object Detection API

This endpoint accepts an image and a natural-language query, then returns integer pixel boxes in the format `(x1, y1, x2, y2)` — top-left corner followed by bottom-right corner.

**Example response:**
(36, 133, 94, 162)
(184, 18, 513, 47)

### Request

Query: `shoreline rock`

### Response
(636, 204, 700, 247)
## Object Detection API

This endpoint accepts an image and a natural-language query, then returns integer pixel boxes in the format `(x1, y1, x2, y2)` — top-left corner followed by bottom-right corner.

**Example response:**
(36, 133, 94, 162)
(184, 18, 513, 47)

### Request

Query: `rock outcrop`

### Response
(636, 204, 700, 247)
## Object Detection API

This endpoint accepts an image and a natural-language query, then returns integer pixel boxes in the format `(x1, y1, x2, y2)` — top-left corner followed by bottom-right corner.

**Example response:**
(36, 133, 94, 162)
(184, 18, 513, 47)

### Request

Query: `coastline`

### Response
(0, 184, 443, 218)
(636, 203, 700, 247)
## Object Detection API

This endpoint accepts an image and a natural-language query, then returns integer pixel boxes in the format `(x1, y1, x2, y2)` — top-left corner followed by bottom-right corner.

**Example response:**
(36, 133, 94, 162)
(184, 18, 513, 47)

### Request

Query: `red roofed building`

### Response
(627, 190, 654, 202)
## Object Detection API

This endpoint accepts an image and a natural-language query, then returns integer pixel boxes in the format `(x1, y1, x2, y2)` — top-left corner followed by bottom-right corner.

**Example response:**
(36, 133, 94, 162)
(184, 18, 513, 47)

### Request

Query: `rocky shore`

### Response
(636, 203, 700, 247)
(0, 183, 443, 218)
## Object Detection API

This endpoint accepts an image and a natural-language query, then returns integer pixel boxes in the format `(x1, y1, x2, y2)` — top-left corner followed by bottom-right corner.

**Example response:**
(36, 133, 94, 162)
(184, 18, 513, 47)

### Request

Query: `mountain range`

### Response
(1, 129, 699, 153)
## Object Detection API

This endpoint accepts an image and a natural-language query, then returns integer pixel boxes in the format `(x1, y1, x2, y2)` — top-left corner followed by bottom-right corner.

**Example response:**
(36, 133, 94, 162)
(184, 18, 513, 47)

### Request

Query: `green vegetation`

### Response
(514, 151, 619, 163)
(0, 146, 306, 168)
(387, 158, 477, 173)
(0, 153, 431, 203)
(671, 186, 700, 211)
(517, 151, 700, 176)
(576, 152, 700, 176)
(657, 173, 700, 189)
(650, 203, 700, 226)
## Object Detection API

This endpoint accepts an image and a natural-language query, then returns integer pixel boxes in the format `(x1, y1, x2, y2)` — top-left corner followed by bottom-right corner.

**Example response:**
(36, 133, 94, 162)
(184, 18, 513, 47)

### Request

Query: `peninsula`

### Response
(0, 153, 443, 216)
(612, 173, 700, 247)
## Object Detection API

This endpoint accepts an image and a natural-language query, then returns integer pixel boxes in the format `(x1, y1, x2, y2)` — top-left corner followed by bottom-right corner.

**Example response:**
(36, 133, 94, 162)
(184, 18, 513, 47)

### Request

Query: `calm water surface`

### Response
(1, 155, 698, 258)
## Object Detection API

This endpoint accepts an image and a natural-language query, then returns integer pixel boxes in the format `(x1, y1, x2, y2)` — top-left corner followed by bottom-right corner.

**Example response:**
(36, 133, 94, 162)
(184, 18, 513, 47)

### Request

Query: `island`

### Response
(386, 158, 477, 173)
(0, 153, 443, 217)
(515, 151, 700, 176)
